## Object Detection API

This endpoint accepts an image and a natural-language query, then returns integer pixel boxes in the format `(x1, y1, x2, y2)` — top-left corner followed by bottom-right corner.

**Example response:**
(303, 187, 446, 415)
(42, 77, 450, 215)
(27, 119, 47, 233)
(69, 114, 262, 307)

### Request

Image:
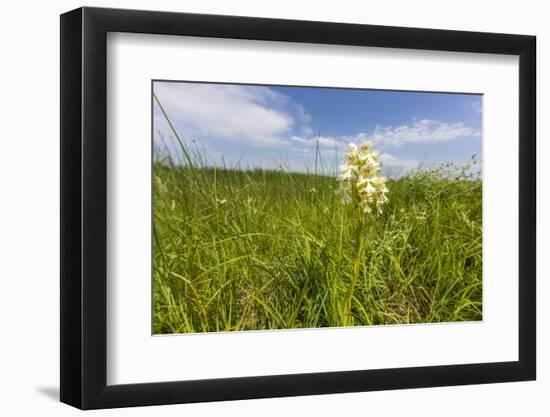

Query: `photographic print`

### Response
(152, 81, 482, 334)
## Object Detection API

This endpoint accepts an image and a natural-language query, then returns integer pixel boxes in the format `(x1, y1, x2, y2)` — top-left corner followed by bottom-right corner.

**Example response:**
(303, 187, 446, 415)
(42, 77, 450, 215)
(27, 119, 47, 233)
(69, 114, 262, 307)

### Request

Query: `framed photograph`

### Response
(60, 6, 536, 409)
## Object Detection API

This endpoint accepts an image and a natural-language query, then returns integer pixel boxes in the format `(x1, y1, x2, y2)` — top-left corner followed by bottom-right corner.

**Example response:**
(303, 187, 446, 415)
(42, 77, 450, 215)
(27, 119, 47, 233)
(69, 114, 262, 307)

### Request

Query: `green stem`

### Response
(343, 221, 366, 326)
(153, 92, 205, 196)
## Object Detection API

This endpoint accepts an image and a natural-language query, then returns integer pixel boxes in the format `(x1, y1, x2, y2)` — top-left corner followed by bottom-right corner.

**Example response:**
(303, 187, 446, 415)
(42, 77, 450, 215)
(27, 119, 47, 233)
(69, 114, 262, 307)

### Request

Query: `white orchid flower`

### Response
(337, 141, 389, 215)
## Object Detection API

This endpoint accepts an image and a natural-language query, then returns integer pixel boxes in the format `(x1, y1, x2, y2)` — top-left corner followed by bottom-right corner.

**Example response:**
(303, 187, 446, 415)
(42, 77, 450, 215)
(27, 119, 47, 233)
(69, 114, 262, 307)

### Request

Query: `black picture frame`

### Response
(60, 6, 536, 410)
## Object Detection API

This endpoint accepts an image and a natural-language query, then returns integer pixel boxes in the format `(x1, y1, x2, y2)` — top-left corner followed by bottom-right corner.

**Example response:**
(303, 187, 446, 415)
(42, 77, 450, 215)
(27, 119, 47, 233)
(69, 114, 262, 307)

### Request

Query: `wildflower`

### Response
(339, 141, 389, 327)
(339, 164, 355, 181)
(216, 198, 227, 205)
(338, 142, 389, 216)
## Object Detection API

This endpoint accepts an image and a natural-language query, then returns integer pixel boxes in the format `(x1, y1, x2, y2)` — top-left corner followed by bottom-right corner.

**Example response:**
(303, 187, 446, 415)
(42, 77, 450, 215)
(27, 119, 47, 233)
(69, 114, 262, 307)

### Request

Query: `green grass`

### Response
(153, 159, 482, 334)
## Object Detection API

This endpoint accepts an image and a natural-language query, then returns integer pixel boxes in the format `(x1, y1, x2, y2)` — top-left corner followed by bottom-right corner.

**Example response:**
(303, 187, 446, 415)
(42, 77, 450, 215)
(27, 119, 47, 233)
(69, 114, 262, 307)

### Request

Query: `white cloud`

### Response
(154, 82, 294, 146)
(291, 147, 311, 153)
(290, 135, 340, 148)
(290, 135, 310, 145)
(471, 100, 482, 114)
(290, 118, 480, 152)
(379, 153, 419, 170)
(354, 119, 481, 147)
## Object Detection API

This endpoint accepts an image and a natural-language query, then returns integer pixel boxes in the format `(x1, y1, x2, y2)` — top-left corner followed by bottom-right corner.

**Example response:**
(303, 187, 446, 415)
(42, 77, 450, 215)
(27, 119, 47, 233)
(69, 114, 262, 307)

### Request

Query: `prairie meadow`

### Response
(152, 82, 483, 334)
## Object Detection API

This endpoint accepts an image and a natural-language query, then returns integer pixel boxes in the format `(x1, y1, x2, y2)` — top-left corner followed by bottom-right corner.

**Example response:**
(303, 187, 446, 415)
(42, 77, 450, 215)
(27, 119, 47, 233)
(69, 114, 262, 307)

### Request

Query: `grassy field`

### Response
(153, 156, 482, 334)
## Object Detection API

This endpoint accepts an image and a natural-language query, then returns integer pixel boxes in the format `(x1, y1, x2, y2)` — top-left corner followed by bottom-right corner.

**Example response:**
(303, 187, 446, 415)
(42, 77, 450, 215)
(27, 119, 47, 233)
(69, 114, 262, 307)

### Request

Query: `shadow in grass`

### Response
(36, 386, 59, 401)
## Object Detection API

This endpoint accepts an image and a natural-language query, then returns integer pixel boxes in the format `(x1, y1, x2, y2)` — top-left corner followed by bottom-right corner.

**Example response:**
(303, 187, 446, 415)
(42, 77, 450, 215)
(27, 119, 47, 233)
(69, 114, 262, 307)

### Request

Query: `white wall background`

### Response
(0, 0, 546, 415)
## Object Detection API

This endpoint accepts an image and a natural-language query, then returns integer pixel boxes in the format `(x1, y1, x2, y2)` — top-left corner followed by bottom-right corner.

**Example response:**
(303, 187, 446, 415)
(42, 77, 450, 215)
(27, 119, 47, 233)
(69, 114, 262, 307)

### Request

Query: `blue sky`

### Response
(153, 81, 482, 176)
